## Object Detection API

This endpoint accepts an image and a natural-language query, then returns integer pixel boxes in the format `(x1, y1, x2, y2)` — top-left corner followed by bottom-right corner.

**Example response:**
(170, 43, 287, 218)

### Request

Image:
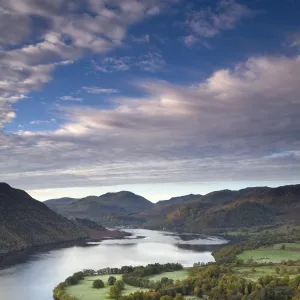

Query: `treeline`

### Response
(53, 271, 84, 300)
(213, 225, 300, 264)
(83, 265, 134, 276)
(121, 264, 300, 300)
(53, 263, 183, 300)
(123, 263, 183, 288)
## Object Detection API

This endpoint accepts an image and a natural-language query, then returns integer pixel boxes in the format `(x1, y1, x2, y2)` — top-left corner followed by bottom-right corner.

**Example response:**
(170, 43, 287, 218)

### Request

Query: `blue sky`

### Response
(1, 0, 300, 201)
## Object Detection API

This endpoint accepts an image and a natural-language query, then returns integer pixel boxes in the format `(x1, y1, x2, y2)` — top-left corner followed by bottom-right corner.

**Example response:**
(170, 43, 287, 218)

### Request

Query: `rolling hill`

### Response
(0, 183, 88, 254)
(44, 184, 300, 233)
(44, 191, 154, 220)
(142, 184, 300, 232)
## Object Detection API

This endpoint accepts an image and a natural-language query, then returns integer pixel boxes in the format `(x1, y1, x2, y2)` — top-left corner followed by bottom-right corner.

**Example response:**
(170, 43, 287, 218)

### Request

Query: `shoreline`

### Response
(0, 229, 132, 270)
(0, 228, 231, 270)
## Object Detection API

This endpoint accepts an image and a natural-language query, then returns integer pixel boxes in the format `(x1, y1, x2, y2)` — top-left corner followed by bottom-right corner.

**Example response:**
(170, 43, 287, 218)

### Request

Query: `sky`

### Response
(0, 0, 300, 202)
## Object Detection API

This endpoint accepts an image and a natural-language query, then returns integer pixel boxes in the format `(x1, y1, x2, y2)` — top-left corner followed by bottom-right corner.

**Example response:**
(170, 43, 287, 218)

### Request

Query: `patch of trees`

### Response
(120, 263, 300, 300)
(53, 271, 84, 300)
(109, 280, 125, 299)
(83, 265, 134, 276)
(53, 263, 182, 300)
(92, 279, 104, 289)
(108, 276, 117, 285)
(122, 263, 183, 288)
(213, 226, 300, 264)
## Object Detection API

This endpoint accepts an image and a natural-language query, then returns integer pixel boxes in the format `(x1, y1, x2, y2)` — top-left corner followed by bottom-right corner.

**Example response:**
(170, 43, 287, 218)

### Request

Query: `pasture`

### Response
(237, 242, 300, 263)
(65, 274, 146, 300)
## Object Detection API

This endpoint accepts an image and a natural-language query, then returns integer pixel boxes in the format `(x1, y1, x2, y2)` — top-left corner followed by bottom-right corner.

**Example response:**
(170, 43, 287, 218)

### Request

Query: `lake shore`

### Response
(0, 229, 132, 270)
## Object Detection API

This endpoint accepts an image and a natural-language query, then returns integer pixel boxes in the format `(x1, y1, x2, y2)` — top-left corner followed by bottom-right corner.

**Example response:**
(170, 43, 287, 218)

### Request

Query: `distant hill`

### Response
(0, 183, 88, 254)
(156, 194, 202, 206)
(44, 191, 154, 220)
(44, 184, 300, 232)
(45, 197, 78, 213)
(142, 184, 300, 232)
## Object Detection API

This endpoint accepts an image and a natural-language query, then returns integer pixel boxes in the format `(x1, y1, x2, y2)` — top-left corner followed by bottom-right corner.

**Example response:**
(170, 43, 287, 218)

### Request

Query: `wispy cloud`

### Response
(82, 86, 120, 94)
(30, 119, 56, 125)
(95, 51, 166, 73)
(4, 54, 300, 190)
(60, 96, 83, 102)
(0, 0, 176, 132)
(184, 0, 252, 45)
(130, 34, 150, 43)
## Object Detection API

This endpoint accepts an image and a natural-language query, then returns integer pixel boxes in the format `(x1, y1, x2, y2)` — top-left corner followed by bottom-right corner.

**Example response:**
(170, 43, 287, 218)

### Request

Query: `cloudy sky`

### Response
(1, 0, 300, 201)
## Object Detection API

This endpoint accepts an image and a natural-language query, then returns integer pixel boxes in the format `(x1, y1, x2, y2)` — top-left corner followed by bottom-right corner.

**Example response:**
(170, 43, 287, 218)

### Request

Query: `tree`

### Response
(110, 285, 122, 299)
(160, 296, 172, 300)
(92, 279, 104, 289)
(108, 276, 117, 286)
(115, 280, 125, 291)
(281, 244, 286, 250)
(161, 278, 169, 284)
(174, 293, 184, 300)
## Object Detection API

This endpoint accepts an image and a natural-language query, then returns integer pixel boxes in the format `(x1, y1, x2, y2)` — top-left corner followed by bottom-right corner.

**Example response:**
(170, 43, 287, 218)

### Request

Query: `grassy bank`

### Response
(65, 274, 147, 300)
(237, 242, 300, 263)
(149, 269, 189, 281)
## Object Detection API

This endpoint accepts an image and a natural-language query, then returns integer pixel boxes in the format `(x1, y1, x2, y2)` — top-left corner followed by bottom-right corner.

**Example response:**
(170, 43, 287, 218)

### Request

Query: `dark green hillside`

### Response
(44, 184, 300, 232)
(0, 183, 88, 253)
(44, 191, 154, 220)
(145, 184, 300, 232)
(44, 197, 78, 212)
(156, 194, 202, 206)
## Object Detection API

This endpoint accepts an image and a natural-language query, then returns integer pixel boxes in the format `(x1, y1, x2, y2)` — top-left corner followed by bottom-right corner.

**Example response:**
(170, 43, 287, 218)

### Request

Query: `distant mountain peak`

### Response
(100, 191, 137, 197)
(0, 182, 12, 190)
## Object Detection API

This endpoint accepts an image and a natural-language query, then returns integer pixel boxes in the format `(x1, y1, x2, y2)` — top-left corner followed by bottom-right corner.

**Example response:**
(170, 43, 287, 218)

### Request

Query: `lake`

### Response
(0, 229, 227, 300)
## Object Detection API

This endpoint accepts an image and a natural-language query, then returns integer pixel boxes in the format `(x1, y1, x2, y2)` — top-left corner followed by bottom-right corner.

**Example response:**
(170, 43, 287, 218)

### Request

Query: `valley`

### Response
(45, 184, 300, 234)
(1, 182, 300, 299)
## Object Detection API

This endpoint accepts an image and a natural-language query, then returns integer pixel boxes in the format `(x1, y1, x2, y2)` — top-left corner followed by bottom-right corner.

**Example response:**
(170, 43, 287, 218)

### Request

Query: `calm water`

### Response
(0, 229, 227, 300)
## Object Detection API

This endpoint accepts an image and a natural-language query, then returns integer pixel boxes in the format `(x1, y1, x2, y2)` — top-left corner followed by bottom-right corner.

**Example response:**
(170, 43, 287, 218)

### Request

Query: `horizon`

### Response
(26, 180, 300, 202)
(1, 0, 299, 199)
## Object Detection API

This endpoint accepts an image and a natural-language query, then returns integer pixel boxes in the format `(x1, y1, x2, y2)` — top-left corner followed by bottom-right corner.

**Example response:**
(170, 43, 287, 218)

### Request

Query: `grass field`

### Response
(233, 266, 278, 280)
(149, 269, 189, 281)
(237, 249, 300, 263)
(271, 243, 300, 250)
(233, 265, 300, 281)
(65, 274, 146, 300)
(237, 242, 300, 263)
(66, 270, 190, 300)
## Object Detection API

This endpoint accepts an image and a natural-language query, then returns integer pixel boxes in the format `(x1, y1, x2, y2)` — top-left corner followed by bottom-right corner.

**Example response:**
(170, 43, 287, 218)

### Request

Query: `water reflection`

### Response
(0, 229, 227, 300)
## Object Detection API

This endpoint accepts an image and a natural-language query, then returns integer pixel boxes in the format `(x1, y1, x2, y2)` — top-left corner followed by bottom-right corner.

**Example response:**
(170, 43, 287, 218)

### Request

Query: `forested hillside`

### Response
(0, 183, 88, 253)
(45, 191, 153, 220)
(44, 184, 300, 233)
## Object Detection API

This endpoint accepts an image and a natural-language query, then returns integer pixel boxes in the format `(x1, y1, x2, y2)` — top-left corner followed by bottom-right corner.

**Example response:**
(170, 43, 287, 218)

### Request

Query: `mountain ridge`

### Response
(43, 183, 300, 232)
(44, 190, 154, 220)
(0, 183, 88, 254)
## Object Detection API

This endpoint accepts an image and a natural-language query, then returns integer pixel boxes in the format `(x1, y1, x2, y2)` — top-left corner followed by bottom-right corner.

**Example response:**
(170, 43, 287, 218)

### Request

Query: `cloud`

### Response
(0, 13, 31, 47)
(0, 102, 16, 129)
(287, 32, 300, 48)
(184, 0, 252, 45)
(130, 34, 150, 43)
(0, 0, 178, 132)
(2, 54, 299, 190)
(82, 86, 120, 94)
(60, 96, 83, 102)
(95, 51, 166, 72)
(30, 118, 56, 125)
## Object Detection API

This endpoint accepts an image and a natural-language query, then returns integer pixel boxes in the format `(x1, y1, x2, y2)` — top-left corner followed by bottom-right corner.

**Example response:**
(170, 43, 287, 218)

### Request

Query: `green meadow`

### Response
(65, 274, 146, 300)
(66, 270, 189, 300)
(237, 242, 300, 263)
(148, 269, 189, 281)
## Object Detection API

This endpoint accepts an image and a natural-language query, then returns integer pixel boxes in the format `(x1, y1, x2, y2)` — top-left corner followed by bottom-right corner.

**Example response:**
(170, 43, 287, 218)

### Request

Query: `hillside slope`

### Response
(144, 184, 300, 232)
(0, 183, 88, 253)
(44, 191, 154, 220)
